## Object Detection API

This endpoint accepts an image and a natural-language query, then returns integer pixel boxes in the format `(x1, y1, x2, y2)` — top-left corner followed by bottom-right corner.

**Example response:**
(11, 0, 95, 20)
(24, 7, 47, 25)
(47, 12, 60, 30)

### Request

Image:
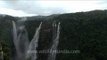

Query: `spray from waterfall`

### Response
(48, 22, 60, 60)
(27, 22, 42, 60)
(12, 18, 29, 60)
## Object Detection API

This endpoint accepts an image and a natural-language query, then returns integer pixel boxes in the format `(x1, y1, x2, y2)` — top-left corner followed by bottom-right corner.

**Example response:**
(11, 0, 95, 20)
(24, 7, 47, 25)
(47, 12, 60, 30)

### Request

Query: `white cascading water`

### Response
(13, 20, 60, 60)
(12, 18, 29, 60)
(48, 22, 60, 60)
(26, 22, 42, 60)
(12, 21, 19, 59)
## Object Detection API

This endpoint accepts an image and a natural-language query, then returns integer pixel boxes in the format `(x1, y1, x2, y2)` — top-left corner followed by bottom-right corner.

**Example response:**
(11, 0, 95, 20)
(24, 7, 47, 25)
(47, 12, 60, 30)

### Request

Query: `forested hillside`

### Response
(0, 10, 107, 60)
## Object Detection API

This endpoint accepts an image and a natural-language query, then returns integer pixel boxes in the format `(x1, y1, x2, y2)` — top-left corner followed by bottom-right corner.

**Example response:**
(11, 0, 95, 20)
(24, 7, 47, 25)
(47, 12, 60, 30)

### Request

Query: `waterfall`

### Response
(12, 21, 18, 54)
(12, 20, 29, 60)
(48, 22, 60, 60)
(13, 20, 60, 60)
(27, 22, 42, 60)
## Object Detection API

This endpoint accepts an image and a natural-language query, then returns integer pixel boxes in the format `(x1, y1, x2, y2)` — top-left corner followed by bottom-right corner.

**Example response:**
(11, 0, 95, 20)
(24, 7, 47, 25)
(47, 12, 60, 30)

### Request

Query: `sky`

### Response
(0, 0, 107, 17)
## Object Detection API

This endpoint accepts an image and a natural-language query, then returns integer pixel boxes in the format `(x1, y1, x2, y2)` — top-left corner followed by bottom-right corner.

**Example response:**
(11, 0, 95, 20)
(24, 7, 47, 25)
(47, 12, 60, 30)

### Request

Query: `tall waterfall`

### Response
(12, 20, 60, 60)
(27, 22, 42, 60)
(12, 20, 29, 60)
(12, 21, 18, 55)
(48, 22, 60, 60)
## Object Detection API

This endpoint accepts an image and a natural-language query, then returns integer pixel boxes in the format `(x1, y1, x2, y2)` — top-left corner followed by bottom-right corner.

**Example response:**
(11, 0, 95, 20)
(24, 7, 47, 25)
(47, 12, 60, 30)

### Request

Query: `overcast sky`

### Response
(0, 0, 107, 17)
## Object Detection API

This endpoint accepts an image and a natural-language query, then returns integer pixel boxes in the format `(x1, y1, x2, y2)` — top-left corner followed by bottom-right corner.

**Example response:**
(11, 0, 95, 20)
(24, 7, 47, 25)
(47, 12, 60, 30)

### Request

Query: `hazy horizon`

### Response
(0, 0, 107, 17)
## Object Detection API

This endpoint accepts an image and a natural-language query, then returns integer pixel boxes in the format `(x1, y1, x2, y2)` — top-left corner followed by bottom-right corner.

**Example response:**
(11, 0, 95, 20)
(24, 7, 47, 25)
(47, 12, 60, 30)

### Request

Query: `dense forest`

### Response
(0, 10, 107, 60)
